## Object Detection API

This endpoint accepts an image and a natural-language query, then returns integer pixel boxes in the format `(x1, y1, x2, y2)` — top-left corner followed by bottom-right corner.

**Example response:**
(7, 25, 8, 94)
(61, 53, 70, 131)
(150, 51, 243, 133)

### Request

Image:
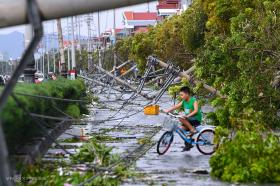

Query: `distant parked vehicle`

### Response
(35, 72, 44, 84)
(18, 75, 24, 83)
(4, 75, 10, 83)
(0, 75, 6, 86)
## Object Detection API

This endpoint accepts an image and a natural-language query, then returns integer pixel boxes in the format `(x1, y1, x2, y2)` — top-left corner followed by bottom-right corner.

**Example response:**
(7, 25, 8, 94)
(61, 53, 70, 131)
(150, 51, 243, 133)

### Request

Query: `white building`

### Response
(0, 53, 4, 61)
(157, 0, 192, 18)
(181, 0, 192, 11)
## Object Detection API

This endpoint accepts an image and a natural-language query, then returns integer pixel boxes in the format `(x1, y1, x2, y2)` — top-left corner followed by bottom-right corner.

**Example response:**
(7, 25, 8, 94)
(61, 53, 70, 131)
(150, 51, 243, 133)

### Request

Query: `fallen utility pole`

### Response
(93, 65, 151, 100)
(97, 60, 133, 80)
(146, 67, 194, 86)
(149, 56, 223, 97)
(0, 0, 156, 28)
(110, 60, 133, 73)
(146, 76, 162, 86)
(120, 65, 137, 77)
(183, 66, 195, 75)
(78, 75, 123, 93)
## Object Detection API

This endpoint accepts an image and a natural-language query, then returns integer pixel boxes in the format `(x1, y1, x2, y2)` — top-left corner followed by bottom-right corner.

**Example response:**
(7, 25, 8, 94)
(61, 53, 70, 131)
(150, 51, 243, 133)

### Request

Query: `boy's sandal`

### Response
(190, 131, 198, 137)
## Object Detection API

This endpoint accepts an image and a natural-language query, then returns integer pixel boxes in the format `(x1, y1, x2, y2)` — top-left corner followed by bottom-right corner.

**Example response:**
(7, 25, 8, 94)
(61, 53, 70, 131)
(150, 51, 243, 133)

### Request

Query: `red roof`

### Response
(159, 0, 180, 4)
(157, 0, 180, 9)
(124, 11, 158, 21)
(157, 3, 179, 9)
(115, 28, 124, 34)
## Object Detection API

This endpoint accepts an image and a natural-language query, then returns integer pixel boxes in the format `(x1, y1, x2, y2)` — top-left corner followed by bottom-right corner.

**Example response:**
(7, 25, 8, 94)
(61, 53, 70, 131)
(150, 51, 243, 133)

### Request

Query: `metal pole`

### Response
(46, 22, 50, 74)
(42, 38, 45, 75)
(113, 9, 117, 76)
(52, 21, 56, 73)
(97, 12, 102, 68)
(67, 17, 71, 71)
(57, 18, 66, 75)
(24, 25, 36, 83)
(71, 16, 76, 70)
(42, 51, 44, 74)
(87, 14, 92, 69)
(47, 51, 50, 73)
(76, 16, 81, 52)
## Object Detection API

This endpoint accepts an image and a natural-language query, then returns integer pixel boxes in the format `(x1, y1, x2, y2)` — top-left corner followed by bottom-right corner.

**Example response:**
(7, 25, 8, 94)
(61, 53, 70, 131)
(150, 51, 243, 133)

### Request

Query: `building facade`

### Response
(123, 11, 159, 35)
(157, 0, 193, 18)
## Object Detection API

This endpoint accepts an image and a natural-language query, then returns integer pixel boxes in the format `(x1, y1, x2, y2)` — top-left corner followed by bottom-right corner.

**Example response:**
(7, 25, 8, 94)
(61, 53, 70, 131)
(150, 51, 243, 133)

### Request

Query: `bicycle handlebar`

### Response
(166, 112, 185, 119)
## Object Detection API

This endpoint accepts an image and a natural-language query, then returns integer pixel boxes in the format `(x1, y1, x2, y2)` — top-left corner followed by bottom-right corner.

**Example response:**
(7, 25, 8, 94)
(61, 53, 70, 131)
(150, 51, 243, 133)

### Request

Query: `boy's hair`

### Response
(180, 86, 191, 94)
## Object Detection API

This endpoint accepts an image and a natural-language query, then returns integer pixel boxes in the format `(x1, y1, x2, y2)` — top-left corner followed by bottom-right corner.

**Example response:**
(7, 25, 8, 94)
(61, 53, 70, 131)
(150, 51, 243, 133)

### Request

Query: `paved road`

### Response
(94, 90, 228, 186)
(44, 87, 228, 185)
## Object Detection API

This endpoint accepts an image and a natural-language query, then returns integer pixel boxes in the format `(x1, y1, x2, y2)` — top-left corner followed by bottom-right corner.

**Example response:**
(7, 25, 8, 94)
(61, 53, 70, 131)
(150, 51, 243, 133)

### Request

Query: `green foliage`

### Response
(168, 78, 191, 99)
(210, 131, 280, 183)
(65, 104, 81, 118)
(1, 78, 88, 153)
(19, 162, 102, 186)
(20, 137, 132, 186)
(196, 0, 280, 129)
(181, 1, 208, 51)
(71, 138, 114, 165)
(115, 0, 280, 183)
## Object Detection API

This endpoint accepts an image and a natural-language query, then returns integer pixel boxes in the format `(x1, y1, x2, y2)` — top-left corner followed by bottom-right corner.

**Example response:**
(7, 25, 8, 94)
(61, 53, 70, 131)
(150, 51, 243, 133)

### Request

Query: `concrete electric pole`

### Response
(57, 18, 67, 76)
(71, 17, 76, 70)
(23, 25, 36, 83)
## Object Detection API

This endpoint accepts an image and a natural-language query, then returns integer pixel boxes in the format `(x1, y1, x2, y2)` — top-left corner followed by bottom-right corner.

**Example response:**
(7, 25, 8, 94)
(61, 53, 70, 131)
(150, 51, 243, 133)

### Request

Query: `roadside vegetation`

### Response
(116, 0, 280, 183)
(1, 78, 88, 153)
(19, 137, 135, 186)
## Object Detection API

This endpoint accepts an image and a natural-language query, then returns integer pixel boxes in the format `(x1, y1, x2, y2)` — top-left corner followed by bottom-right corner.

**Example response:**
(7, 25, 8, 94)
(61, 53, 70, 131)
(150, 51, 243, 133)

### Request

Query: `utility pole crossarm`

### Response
(93, 65, 151, 100)
(0, 0, 156, 28)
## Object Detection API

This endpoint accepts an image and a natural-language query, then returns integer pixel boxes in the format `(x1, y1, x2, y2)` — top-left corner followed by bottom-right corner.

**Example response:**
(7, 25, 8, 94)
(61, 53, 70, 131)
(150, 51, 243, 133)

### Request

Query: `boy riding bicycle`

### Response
(164, 86, 202, 151)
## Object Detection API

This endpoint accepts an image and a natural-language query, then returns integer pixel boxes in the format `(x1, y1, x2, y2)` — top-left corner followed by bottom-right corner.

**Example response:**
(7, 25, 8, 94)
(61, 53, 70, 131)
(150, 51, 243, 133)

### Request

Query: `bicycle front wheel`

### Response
(196, 129, 215, 155)
(157, 131, 174, 155)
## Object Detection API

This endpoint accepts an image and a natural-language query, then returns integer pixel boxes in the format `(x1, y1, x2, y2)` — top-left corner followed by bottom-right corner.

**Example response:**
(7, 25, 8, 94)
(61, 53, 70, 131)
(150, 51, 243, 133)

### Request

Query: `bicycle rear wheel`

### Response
(196, 129, 215, 155)
(157, 131, 174, 155)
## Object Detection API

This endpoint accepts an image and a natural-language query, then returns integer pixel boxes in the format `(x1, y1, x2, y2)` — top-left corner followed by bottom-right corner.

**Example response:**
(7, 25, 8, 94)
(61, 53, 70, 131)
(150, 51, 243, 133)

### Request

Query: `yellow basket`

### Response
(144, 105, 160, 115)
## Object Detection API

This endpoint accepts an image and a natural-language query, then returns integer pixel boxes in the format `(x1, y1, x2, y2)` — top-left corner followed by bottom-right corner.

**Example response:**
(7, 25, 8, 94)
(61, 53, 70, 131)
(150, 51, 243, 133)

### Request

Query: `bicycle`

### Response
(157, 113, 216, 155)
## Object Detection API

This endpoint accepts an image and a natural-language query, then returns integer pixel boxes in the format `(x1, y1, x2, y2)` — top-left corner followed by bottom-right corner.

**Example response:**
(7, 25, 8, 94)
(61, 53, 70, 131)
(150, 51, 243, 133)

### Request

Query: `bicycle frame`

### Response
(172, 125, 212, 146)
(164, 113, 216, 146)
(174, 127, 194, 145)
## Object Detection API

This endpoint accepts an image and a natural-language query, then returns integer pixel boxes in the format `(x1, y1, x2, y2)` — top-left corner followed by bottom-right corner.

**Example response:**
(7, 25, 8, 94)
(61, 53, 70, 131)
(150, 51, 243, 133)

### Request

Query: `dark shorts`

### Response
(188, 120, 201, 127)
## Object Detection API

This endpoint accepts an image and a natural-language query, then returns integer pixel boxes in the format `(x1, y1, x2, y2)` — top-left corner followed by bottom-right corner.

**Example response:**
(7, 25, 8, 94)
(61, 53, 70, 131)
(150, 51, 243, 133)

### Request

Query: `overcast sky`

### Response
(0, 2, 157, 37)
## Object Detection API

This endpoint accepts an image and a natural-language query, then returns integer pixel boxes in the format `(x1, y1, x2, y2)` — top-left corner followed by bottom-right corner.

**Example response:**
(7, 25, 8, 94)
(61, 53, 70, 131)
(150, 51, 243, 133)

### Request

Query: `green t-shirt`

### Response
(182, 97, 202, 122)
